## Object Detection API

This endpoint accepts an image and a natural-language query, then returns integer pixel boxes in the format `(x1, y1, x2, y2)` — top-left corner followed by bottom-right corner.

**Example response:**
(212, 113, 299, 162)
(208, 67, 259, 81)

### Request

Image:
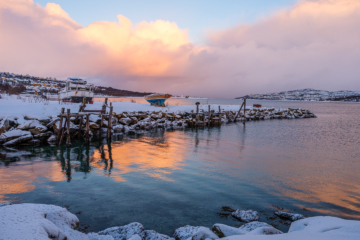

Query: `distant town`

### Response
(237, 88, 360, 102)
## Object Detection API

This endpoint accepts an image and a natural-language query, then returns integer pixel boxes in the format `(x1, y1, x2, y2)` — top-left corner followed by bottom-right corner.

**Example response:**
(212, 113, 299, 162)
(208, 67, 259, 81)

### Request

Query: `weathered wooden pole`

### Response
(59, 118, 67, 146)
(66, 109, 71, 147)
(78, 115, 83, 140)
(102, 97, 108, 114)
(195, 102, 200, 126)
(85, 114, 90, 143)
(208, 105, 211, 126)
(99, 115, 104, 137)
(58, 108, 65, 140)
(235, 102, 244, 122)
(107, 103, 113, 138)
(243, 98, 246, 123)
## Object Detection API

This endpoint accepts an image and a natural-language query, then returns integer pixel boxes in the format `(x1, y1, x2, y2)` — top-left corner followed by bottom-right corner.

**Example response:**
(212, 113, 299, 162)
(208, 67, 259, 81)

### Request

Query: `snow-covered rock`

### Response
(47, 134, 58, 144)
(113, 124, 124, 133)
(97, 222, 145, 240)
(88, 232, 115, 240)
(231, 210, 260, 222)
(238, 221, 272, 232)
(128, 234, 143, 240)
(173, 226, 201, 240)
(144, 230, 173, 240)
(275, 211, 304, 221)
(0, 203, 87, 240)
(245, 227, 283, 235)
(3, 134, 33, 146)
(0, 202, 12, 207)
(191, 227, 219, 240)
(119, 117, 132, 125)
(212, 224, 245, 237)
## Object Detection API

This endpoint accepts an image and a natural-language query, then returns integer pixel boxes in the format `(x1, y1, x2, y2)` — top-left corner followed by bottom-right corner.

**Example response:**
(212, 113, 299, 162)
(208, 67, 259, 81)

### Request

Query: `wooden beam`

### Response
(107, 103, 113, 138)
(66, 109, 71, 147)
(57, 108, 65, 140)
(85, 114, 90, 143)
(78, 115, 83, 140)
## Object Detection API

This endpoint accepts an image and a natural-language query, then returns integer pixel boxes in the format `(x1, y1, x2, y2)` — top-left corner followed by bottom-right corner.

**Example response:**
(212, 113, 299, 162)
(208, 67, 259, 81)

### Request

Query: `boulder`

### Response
(130, 117, 138, 125)
(232, 210, 260, 222)
(88, 232, 115, 240)
(119, 117, 132, 125)
(97, 222, 145, 240)
(113, 125, 124, 133)
(34, 131, 52, 139)
(3, 135, 33, 146)
(191, 227, 218, 240)
(47, 134, 58, 144)
(0, 118, 11, 134)
(128, 234, 142, 240)
(0, 202, 12, 207)
(239, 221, 272, 232)
(145, 230, 173, 240)
(0, 129, 32, 143)
(274, 211, 304, 221)
(245, 227, 283, 235)
(173, 226, 201, 240)
(212, 224, 245, 237)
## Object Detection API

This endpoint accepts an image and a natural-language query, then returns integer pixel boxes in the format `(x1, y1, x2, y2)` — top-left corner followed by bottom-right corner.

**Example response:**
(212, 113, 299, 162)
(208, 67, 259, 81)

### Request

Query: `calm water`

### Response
(1, 100, 360, 234)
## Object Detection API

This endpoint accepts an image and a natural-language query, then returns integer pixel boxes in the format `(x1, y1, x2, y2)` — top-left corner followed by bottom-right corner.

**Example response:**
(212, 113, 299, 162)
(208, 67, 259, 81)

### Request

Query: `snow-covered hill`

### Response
(237, 88, 360, 102)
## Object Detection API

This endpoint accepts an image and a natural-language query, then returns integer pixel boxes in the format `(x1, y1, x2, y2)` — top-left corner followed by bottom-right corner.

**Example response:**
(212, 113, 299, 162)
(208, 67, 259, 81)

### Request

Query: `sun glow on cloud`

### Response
(1, 0, 360, 97)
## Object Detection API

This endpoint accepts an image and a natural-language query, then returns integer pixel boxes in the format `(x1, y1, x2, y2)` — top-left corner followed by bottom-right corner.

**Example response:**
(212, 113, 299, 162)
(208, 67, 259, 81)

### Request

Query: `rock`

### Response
(0, 129, 32, 143)
(88, 232, 115, 240)
(90, 123, 100, 129)
(34, 131, 52, 140)
(246, 227, 283, 235)
(48, 134, 58, 144)
(275, 211, 305, 221)
(98, 222, 145, 240)
(212, 224, 244, 237)
(173, 226, 201, 240)
(113, 124, 124, 133)
(145, 230, 173, 240)
(239, 221, 272, 232)
(119, 117, 132, 125)
(0, 118, 10, 134)
(3, 135, 33, 146)
(128, 234, 142, 240)
(232, 210, 260, 222)
(130, 117, 138, 125)
(29, 139, 41, 146)
(0, 203, 87, 240)
(0, 202, 12, 207)
(191, 227, 218, 240)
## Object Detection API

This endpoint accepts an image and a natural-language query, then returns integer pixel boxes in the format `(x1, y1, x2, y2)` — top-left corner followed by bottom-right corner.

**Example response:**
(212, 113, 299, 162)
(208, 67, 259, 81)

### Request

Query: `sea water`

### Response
(0, 100, 359, 235)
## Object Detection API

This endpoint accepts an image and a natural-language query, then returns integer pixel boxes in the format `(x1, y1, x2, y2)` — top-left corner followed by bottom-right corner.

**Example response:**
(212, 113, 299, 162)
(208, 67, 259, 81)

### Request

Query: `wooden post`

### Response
(196, 102, 199, 126)
(102, 98, 108, 114)
(208, 105, 211, 126)
(78, 115, 83, 140)
(99, 115, 104, 137)
(107, 103, 113, 138)
(66, 109, 71, 147)
(243, 98, 246, 123)
(58, 108, 65, 140)
(235, 102, 244, 121)
(85, 114, 90, 143)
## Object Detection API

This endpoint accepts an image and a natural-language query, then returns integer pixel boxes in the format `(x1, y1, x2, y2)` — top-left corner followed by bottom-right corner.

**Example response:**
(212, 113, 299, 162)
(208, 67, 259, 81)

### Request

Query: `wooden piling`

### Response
(99, 115, 104, 137)
(196, 103, 199, 126)
(85, 114, 90, 143)
(78, 115, 83, 140)
(102, 98, 108, 114)
(208, 105, 211, 126)
(66, 109, 71, 147)
(58, 108, 65, 140)
(243, 98, 246, 123)
(235, 102, 244, 121)
(59, 118, 67, 146)
(107, 103, 113, 138)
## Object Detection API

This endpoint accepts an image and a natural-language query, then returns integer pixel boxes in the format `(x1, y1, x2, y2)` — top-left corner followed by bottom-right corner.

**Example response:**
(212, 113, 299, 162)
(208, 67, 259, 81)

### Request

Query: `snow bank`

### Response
(0, 203, 87, 240)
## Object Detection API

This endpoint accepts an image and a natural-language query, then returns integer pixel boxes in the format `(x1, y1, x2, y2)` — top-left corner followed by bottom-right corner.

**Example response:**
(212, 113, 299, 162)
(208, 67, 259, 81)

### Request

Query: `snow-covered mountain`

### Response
(237, 88, 360, 102)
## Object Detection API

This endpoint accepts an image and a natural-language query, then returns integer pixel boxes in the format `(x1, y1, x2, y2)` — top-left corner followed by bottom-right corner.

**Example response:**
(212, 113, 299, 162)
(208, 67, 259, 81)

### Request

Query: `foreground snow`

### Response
(1, 203, 360, 240)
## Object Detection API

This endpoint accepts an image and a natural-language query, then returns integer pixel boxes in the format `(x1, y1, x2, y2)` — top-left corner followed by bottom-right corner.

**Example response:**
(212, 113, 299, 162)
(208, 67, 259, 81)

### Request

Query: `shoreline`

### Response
(1, 202, 359, 240)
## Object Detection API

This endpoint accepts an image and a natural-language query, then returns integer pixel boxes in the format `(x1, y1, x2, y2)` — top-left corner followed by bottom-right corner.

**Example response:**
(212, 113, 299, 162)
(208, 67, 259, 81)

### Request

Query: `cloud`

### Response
(1, 0, 360, 98)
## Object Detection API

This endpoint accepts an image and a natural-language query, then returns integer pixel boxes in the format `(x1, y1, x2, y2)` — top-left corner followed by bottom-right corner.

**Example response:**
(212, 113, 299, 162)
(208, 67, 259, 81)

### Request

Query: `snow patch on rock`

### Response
(231, 210, 260, 222)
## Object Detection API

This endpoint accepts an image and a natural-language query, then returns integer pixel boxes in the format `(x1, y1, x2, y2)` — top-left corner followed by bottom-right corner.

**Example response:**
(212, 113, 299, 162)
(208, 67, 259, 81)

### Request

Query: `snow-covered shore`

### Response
(0, 203, 359, 240)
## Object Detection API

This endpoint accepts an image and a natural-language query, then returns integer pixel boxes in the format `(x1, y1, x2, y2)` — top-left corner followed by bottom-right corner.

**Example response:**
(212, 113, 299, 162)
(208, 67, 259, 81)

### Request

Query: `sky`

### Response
(1, 0, 359, 98)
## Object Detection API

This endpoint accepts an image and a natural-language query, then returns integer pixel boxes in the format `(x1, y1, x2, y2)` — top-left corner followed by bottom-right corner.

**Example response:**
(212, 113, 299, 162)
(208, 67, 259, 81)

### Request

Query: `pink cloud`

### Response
(1, 0, 360, 98)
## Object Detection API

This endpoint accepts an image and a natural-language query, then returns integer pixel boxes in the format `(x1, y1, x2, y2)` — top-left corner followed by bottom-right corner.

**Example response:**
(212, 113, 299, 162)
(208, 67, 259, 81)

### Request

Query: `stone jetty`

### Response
(0, 107, 316, 147)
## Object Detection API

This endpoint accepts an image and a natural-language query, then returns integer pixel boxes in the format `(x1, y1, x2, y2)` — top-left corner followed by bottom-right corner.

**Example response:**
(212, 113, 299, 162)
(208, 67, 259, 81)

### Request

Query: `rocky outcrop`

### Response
(275, 211, 305, 221)
(231, 210, 260, 222)
(97, 222, 145, 240)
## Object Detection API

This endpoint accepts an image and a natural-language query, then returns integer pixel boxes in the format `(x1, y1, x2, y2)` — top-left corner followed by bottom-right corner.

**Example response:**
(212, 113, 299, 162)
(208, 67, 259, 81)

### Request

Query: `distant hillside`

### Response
(236, 88, 360, 102)
(0, 71, 152, 97)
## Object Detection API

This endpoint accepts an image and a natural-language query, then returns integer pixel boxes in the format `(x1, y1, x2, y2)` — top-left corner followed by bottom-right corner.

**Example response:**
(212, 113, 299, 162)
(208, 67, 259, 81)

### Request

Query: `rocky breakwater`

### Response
(0, 107, 316, 147)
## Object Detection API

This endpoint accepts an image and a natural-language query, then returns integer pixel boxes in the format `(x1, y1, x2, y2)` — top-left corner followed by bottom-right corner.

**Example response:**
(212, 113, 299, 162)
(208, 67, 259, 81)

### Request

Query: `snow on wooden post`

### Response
(85, 114, 90, 143)
(99, 115, 104, 137)
(78, 115, 83, 140)
(195, 102, 200, 126)
(66, 109, 71, 147)
(243, 98, 246, 123)
(58, 108, 65, 140)
(208, 105, 211, 126)
(107, 103, 113, 138)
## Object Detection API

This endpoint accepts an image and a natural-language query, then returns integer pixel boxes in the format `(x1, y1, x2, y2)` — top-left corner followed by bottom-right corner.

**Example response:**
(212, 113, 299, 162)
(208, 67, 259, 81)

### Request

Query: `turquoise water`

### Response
(1, 100, 360, 235)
